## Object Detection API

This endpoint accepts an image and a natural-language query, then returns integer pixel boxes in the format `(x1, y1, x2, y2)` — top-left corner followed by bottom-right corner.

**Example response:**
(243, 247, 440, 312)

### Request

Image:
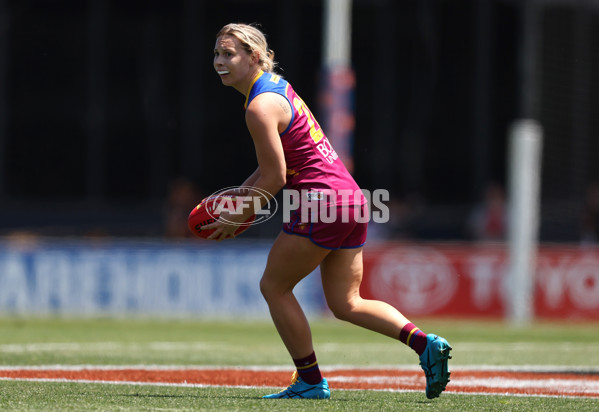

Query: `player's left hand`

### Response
(201, 215, 239, 241)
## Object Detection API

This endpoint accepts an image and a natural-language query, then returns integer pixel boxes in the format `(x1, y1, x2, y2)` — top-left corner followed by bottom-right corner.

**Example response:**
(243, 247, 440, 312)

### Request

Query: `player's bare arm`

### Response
(224, 94, 289, 198)
(244, 92, 290, 202)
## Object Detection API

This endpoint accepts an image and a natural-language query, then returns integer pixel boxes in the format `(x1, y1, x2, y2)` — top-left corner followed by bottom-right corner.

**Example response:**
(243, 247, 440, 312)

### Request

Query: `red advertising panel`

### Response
(361, 242, 599, 319)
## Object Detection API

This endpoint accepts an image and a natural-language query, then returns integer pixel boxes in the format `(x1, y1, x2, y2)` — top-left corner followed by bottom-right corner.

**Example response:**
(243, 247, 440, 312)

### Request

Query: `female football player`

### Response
(203, 23, 451, 400)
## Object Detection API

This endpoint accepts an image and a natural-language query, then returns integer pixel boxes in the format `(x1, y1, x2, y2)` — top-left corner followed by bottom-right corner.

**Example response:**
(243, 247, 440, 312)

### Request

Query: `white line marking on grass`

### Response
(0, 342, 220, 353)
(0, 364, 598, 373)
(0, 364, 292, 372)
(0, 376, 272, 390)
(456, 342, 599, 352)
(326, 365, 599, 373)
(329, 374, 599, 395)
(454, 377, 599, 393)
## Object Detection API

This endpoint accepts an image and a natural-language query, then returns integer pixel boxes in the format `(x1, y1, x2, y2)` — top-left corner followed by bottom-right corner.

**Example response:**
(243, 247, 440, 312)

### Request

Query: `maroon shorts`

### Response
(282, 203, 368, 250)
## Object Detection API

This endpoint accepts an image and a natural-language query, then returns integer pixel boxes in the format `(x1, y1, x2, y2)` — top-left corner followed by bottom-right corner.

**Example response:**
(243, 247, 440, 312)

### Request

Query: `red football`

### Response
(188, 195, 256, 239)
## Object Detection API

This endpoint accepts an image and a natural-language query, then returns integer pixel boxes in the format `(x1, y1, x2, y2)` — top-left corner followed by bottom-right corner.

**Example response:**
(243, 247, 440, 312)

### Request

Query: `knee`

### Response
(259, 276, 272, 301)
(259, 275, 284, 302)
(327, 298, 358, 322)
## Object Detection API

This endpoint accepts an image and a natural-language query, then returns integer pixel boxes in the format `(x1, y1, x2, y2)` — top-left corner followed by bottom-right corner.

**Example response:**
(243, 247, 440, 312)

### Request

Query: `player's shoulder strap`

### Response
(245, 71, 288, 110)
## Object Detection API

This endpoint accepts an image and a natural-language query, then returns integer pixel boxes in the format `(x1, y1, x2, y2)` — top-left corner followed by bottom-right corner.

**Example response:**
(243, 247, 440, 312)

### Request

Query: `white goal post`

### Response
(507, 119, 543, 325)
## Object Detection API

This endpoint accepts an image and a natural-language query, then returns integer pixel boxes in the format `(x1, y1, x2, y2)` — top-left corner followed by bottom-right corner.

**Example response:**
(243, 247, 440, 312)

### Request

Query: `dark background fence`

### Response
(0, 0, 597, 242)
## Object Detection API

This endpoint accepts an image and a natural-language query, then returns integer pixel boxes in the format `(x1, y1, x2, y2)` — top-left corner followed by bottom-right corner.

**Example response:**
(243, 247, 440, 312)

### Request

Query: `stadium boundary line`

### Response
(0, 364, 598, 373)
(0, 366, 598, 399)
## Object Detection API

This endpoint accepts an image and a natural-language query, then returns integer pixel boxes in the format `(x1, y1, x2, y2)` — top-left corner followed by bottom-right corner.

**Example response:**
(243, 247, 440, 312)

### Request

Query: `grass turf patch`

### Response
(0, 380, 597, 412)
(0, 317, 598, 367)
(0, 317, 598, 411)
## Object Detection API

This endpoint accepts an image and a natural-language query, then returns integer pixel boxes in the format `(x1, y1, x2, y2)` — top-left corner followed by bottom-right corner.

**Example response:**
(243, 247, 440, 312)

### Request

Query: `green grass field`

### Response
(0, 316, 598, 411)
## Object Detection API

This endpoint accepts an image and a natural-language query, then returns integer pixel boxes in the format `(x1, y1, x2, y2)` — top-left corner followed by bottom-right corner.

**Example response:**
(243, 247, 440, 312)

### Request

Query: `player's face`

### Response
(214, 35, 257, 92)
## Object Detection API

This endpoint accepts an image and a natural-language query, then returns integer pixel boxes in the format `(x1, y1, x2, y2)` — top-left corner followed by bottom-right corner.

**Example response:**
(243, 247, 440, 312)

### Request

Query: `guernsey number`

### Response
(293, 97, 324, 144)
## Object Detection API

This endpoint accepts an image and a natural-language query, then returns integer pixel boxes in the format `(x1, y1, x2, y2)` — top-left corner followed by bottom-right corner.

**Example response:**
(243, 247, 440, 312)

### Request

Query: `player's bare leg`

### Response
(259, 231, 330, 359)
(260, 232, 332, 399)
(320, 247, 411, 338)
(321, 246, 452, 399)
